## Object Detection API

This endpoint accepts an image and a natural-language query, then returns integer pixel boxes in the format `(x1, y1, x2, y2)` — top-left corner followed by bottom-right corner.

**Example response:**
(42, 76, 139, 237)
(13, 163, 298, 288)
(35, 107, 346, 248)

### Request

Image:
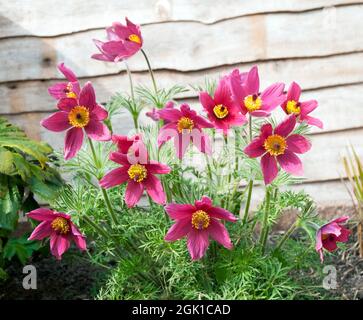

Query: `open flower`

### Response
(112, 133, 142, 153)
(27, 208, 86, 260)
(99, 144, 170, 208)
(92, 17, 143, 62)
(282, 82, 323, 129)
(199, 77, 247, 134)
(244, 115, 311, 184)
(41, 82, 111, 160)
(230, 65, 285, 117)
(164, 196, 237, 260)
(316, 216, 350, 262)
(48, 62, 81, 100)
(157, 103, 214, 159)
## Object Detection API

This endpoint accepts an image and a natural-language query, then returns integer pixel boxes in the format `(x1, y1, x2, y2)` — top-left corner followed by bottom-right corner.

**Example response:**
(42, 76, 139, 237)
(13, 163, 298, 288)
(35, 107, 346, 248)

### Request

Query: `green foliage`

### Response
(3, 236, 40, 265)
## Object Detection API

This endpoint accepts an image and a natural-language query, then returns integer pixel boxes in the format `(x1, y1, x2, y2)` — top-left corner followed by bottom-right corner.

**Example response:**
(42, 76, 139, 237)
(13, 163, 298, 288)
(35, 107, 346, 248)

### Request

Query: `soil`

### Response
(0, 250, 105, 300)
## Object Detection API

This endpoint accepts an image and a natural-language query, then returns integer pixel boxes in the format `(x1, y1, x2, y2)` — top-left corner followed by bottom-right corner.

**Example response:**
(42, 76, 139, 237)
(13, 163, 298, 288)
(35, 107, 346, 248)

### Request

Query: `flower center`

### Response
(213, 104, 229, 119)
(64, 82, 77, 99)
(264, 134, 287, 156)
(286, 100, 301, 115)
(68, 106, 90, 128)
(177, 117, 194, 133)
(51, 217, 70, 235)
(244, 94, 262, 112)
(191, 210, 210, 230)
(128, 34, 141, 44)
(128, 164, 147, 182)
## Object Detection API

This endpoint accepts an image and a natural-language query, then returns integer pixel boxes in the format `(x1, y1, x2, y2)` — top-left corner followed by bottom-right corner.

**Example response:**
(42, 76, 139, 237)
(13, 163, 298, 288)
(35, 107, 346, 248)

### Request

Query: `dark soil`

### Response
(0, 250, 105, 300)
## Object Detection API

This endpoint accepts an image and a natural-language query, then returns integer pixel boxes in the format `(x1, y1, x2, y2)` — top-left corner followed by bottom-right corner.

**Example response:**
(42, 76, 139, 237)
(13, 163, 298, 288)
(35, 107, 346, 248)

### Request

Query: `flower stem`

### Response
(87, 138, 119, 225)
(242, 180, 253, 225)
(273, 220, 299, 254)
(260, 187, 271, 254)
(124, 61, 135, 102)
(141, 48, 158, 95)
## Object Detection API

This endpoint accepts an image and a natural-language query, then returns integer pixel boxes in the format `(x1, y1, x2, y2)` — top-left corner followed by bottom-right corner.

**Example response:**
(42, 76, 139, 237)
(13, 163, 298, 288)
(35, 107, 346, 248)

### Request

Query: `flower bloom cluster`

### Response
(27, 17, 350, 262)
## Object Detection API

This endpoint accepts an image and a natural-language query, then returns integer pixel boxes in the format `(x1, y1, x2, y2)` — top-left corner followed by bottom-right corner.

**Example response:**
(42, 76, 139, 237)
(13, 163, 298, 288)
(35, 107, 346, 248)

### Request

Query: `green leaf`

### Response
(3, 236, 40, 265)
(0, 147, 14, 175)
(0, 178, 21, 231)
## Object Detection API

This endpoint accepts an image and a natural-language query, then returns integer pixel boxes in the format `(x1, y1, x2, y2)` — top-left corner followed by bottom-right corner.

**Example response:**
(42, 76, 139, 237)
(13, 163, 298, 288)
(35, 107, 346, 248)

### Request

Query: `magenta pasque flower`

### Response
(99, 141, 170, 208)
(157, 103, 214, 159)
(230, 65, 285, 117)
(92, 17, 143, 62)
(112, 133, 142, 153)
(164, 196, 237, 260)
(41, 82, 111, 160)
(199, 77, 247, 135)
(316, 216, 350, 262)
(27, 208, 86, 260)
(282, 82, 323, 129)
(48, 62, 81, 100)
(244, 115, 311, 184)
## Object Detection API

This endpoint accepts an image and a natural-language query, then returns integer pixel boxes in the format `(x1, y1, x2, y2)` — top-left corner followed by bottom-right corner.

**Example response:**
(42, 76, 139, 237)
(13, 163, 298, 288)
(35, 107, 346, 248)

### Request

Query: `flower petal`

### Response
(286, 134, 311, 154)
(41, 112, 71, 132)
(48, 82, 68, 99)
(194, 196, 213, 211)
(187, 229, 209, 260)
(158, 108, 182, 122)
(165, 203, 195, 220)
(157, 122, 178, 147)
(109, 151, 130, 165)
(244, 137, 265, 158)
(99, 167, 129, 189)
(50, 234, 71, 260)
(261, 153, 278, 185)
(300, 100, 318, 115)
(28, 221, 53, 240)
(144, 174, 166, 205)
(58, 62, 77, 82)
(125, 180, 144, 208)
(301, 115, 324, 129)
(274, 115, 296, 137)
(79, 82, 97, 110)
(287, 81, 301, 102)
(146, 162, 171, 174)
(208, 219, 233, 249)
(57, 98, 78, 112)
(164, 218, 192, 241)
(85, 120, 111, 141)
(27, 208, 55, 221)
(208, 207, 238, 222)
(277, 150, 303, 176)
(245, 65, 259, 94)
(64, 127, 84, 160)
(91, 104, 108, 121)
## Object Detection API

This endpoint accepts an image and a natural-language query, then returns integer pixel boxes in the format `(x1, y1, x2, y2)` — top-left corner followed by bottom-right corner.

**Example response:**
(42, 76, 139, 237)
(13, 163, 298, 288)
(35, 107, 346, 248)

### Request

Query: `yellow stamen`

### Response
(191, 210, 210, 230)
(177, 117, 194, 133)
(65, 83, 77, 99)
(51, 217, 70, 235)
(286, 100, 301, 115)
(66, 91, 77, 99)
(128, 164, 147, 182)
(244, 94, 262, 112)
(68, 106, 90, 128)
(264, 134, 287, 156)
(128, 34, 141, 44)
(322, 234, 330, 240)
(213, 104, 229, 119)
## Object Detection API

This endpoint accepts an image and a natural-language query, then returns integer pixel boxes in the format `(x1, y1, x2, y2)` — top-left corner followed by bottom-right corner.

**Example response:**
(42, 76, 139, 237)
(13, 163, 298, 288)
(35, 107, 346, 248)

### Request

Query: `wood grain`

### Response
(1, 0, 361, 38)
(1, 5, 363, 82)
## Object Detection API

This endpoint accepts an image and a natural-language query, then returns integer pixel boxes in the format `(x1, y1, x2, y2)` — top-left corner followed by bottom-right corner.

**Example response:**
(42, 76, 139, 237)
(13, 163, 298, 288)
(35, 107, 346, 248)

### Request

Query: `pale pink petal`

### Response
(165, 203, 195, 220)
(157, 122, 178, 147)
(261, 153, 278, 185)
(315, 229, 323, 251)
(164, 218, 192, 241)
(187, 229, 210, 260)
(28, 221, 52, 240)
(85, 120, 111, 141)
(144, 174, 166, 205)
(64, 127, 84, 160)
(41, 112, 71, 132)
(125, 180, 144, 208)
(245, 65, 259, 94)
(286, 134, 311, 154)
(301, 115, 323, 129)
(300, 100, 318, 115)
(208, 219, 233, 249)
(277, 150, 303, 176)
(193, 132, 212, 155)
(99, 167, 129, 189)
(174, 133, 191, 159)
(274, 115, 296, 137)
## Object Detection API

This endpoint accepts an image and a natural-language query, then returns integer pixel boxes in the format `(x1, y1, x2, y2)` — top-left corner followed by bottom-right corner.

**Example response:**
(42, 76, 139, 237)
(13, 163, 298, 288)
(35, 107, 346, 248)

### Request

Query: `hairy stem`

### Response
(273, 220, 299, 253)
(260, 187, 271, 254)
(141, 48, 158, 95)
(242, 180, 253, 225)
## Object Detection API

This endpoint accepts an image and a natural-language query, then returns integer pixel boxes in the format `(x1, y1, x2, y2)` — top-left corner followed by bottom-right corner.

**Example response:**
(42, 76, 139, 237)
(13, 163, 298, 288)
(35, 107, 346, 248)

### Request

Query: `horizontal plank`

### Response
(1, 4, 363, 82)
(4, 113, 363, 185)
(1, 1, 361, 38)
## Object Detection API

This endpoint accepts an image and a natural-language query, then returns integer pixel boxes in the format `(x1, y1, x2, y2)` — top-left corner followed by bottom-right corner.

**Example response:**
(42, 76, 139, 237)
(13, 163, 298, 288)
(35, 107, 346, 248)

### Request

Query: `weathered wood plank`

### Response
(1, 5, 363, 82)
(4, 113, 363, 185)
(1, 0, 361, 38)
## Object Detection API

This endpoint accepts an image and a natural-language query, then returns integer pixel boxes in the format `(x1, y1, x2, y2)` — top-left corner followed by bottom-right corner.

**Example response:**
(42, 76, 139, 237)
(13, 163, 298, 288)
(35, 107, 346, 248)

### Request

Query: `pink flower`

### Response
(164, 196, 237, 260)
(112, 133, 142, 153)
(244, 115, 311, 184)
(282, 82, 323, 129)
(157, 103, 214, 159)
(41, 82, 111, 160)
(99, 143, 170, 208)
(27, 208, 86, 260)
(316, 216, 350, 262)
(230, 65, 285, 117)
(146, 101, 175, 122)
(48, 62, 81, 100)
(92, 17, 143, 62)
(199, 77, 247, 135)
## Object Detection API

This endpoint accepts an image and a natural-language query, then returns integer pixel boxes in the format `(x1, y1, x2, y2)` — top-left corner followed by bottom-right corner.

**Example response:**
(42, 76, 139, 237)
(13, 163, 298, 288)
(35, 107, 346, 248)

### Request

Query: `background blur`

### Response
(1, 0, 363, 207)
